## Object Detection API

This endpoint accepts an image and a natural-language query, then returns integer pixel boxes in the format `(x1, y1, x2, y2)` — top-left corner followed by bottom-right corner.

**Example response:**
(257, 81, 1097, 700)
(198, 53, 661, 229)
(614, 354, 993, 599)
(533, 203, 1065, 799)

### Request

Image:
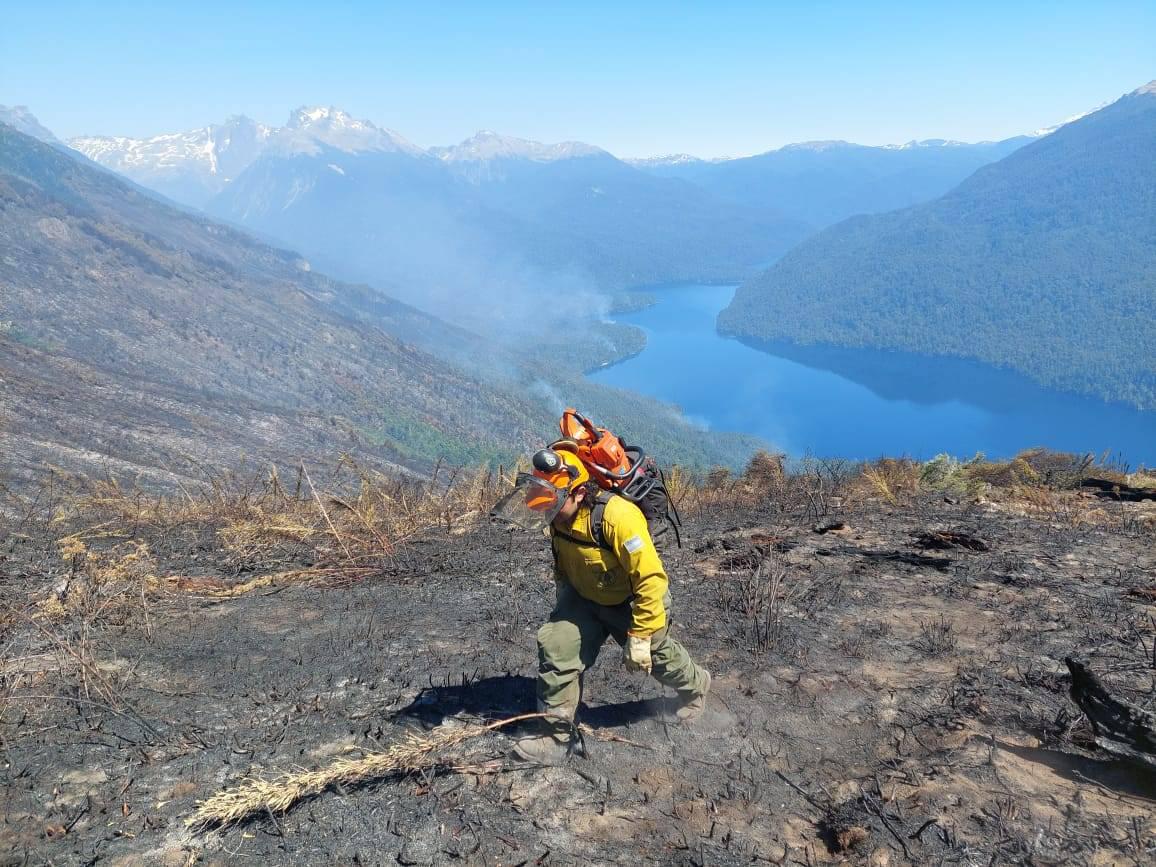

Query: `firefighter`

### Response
(496, 446, 711, 764)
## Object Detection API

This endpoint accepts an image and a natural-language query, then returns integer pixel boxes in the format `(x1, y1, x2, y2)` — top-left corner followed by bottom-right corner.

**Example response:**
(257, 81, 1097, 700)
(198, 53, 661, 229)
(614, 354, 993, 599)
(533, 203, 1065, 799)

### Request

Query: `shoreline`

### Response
(581, 284, 1156, 465)
(582, 342, 647, 377)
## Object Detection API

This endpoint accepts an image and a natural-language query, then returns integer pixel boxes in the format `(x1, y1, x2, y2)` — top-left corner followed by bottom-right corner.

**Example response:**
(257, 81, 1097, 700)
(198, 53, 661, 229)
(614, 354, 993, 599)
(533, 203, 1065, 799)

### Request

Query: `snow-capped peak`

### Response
(1029, 102, 1110, 137)
(274, 106, 424, 157)
(626, 153, 709, 168)
(778, 140, 853, 152)
(288, 105, 362, 130)
(434, 130, 605, 162)
(881, 138, 974, 150)
(0, 104, 60, 144)
(1030, 84, 1151, 137)
(70, 115, 272, 176)
(67, 115, 274, 207)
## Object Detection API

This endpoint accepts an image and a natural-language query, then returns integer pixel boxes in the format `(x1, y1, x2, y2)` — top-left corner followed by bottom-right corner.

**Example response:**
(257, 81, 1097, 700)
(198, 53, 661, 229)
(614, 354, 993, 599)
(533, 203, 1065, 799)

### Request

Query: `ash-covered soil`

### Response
(4, 491, 1156, 865)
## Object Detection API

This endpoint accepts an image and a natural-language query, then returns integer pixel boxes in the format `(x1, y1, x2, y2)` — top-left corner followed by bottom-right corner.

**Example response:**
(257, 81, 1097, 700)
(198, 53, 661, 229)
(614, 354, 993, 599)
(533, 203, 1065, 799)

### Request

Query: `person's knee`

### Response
(538, 620, 582, 665)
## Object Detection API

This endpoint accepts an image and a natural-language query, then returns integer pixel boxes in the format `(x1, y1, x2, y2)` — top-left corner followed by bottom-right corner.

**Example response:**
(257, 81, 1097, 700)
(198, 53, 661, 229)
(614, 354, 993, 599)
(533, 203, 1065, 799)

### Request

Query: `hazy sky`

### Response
(3, 1, 1153, 158)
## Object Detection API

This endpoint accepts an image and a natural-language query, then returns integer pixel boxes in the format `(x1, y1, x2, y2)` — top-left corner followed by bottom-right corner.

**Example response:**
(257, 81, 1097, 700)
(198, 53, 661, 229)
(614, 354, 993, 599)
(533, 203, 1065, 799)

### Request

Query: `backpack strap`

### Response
(589, 492, 611, 549)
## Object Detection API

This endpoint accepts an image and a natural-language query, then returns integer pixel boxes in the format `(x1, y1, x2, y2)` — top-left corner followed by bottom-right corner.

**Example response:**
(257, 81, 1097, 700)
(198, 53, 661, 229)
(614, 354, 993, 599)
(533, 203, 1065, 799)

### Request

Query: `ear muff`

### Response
(532, 448, 565, 475)
(531, 447, 588, 490)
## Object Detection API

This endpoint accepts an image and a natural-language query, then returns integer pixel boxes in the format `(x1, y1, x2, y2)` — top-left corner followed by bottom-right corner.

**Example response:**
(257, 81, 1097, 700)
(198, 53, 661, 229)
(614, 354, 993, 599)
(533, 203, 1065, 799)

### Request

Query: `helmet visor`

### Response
(490, 472, 570, 532)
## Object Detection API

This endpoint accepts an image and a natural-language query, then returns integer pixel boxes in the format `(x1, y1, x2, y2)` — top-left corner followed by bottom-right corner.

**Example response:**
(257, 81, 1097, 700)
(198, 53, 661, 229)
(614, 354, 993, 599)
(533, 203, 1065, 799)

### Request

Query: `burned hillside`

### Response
(3, 452, 1156, 865)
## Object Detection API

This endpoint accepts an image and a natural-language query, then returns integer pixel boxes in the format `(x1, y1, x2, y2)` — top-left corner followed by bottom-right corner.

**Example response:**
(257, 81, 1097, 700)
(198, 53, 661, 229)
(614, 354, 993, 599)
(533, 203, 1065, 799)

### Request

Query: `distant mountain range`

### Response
(64, 107, 431, 208)
(64, 107, 1061, 232)
(63, 106, 1076, 316)
(629, 136, 1034, 229)
(720, 82, 1156, 410)
(69, 116, 273, 208)
(432, 129, 606, 166)
(208, 111, 808, 303)
(65, 108, 811, 311)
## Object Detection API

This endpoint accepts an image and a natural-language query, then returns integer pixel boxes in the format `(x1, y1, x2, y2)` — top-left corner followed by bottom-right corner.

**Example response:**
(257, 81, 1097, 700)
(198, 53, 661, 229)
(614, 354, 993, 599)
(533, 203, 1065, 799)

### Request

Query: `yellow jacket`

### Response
(550, 495, 668, 635)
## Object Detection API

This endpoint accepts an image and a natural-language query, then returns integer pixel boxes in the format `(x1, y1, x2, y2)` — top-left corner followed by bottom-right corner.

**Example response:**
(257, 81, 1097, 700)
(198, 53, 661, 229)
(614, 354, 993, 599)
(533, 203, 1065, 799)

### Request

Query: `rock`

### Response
(812, 520, 847, 534)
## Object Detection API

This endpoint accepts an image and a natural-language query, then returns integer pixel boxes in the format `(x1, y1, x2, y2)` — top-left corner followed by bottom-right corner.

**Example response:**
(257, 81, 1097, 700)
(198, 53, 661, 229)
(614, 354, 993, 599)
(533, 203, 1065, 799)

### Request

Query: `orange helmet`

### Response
(490, 446, 590, 532)
(527, 447, 589, 509)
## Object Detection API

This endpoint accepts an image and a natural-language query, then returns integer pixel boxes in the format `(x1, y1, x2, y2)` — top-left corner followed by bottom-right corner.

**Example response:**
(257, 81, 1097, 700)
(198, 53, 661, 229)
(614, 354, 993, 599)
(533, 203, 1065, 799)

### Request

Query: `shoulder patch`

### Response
(623, 535, 644, 553)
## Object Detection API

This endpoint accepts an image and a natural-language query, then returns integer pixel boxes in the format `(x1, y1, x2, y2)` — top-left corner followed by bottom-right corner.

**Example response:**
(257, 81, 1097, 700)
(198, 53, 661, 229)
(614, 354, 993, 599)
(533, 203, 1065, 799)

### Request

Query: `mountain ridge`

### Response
(633, 134, 1034, 229)
(432, 130, 606, 163)
(719, 84, 1156, 410)
(0, 120, 553, 482)
(204, 121, 809, 306)
(0, 104, 61, 144)
(67, 103, 1077, 226)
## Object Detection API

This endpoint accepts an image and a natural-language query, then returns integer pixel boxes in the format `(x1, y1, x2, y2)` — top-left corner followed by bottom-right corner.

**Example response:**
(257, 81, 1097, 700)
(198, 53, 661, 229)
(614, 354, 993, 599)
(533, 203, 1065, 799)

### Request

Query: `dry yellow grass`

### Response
(28, 458, 525, 611)
(36, 538, 160, 622)
(861, 465, 899, 505)
(855, 458, 920, 506)
(187, 712, 546, 830)
(18, 448, 1147, 627)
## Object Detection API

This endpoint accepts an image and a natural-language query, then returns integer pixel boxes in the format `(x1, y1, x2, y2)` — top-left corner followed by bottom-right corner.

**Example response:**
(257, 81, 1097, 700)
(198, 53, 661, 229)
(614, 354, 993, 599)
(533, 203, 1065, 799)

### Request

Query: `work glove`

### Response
(624, 633, 653, 674)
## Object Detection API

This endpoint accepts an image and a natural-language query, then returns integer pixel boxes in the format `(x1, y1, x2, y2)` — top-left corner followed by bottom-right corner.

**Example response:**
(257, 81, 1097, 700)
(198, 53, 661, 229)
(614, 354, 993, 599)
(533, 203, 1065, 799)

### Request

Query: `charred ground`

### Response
(3, 454, 1156, 865)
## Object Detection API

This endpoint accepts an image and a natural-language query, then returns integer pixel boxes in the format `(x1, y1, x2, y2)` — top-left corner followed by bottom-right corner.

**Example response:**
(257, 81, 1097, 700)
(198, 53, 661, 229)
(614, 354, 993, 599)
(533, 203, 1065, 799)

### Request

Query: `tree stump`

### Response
(1065, 656, 1156, 769)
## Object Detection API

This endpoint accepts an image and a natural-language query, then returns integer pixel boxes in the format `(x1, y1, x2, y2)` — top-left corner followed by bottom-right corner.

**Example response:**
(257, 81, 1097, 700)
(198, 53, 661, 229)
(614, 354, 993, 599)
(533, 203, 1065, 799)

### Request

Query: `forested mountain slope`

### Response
(0, 122, 762, 487)
(0, 122, 549, 484)
(720, 83, 1156, 410)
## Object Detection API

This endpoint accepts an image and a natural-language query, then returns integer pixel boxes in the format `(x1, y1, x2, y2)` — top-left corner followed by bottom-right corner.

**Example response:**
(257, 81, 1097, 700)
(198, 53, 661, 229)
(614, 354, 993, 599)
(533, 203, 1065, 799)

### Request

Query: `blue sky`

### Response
(3, 1, 1153, 157)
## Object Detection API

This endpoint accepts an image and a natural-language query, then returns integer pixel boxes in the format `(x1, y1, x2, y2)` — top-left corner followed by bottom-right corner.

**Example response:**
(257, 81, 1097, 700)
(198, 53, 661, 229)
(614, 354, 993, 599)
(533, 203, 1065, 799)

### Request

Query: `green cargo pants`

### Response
(536, 581, 709, 722)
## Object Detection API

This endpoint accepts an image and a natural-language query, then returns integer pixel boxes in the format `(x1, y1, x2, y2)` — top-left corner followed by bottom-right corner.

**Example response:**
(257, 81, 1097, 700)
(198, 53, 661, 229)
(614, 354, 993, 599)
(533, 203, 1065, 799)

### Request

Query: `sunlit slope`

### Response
(720, 84, 1156, 409)
(0, 121, 548, 479)
(0, 121, 763, 484)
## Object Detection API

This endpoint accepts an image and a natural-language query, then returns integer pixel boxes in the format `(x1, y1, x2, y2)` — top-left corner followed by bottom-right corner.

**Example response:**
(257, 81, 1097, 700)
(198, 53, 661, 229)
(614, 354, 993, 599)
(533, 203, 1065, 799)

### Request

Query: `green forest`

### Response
(720, 88, 1156, 410)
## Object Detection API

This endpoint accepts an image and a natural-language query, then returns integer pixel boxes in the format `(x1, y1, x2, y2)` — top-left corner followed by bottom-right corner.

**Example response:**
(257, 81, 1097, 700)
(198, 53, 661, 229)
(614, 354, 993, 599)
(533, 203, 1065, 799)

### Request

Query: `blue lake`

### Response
(587, 284, 1156, 465)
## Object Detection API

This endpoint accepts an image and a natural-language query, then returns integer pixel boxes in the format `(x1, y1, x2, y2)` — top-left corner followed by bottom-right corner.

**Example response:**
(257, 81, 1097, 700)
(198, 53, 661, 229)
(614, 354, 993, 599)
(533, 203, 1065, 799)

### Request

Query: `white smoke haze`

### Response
(678, 412, 713, 431)
(199, 144, 763, 467)
(529, 379, 567, 416)
(300, 196, 614, 348)
(355, 220, 774, 468)
(329, 229, 762, 468)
